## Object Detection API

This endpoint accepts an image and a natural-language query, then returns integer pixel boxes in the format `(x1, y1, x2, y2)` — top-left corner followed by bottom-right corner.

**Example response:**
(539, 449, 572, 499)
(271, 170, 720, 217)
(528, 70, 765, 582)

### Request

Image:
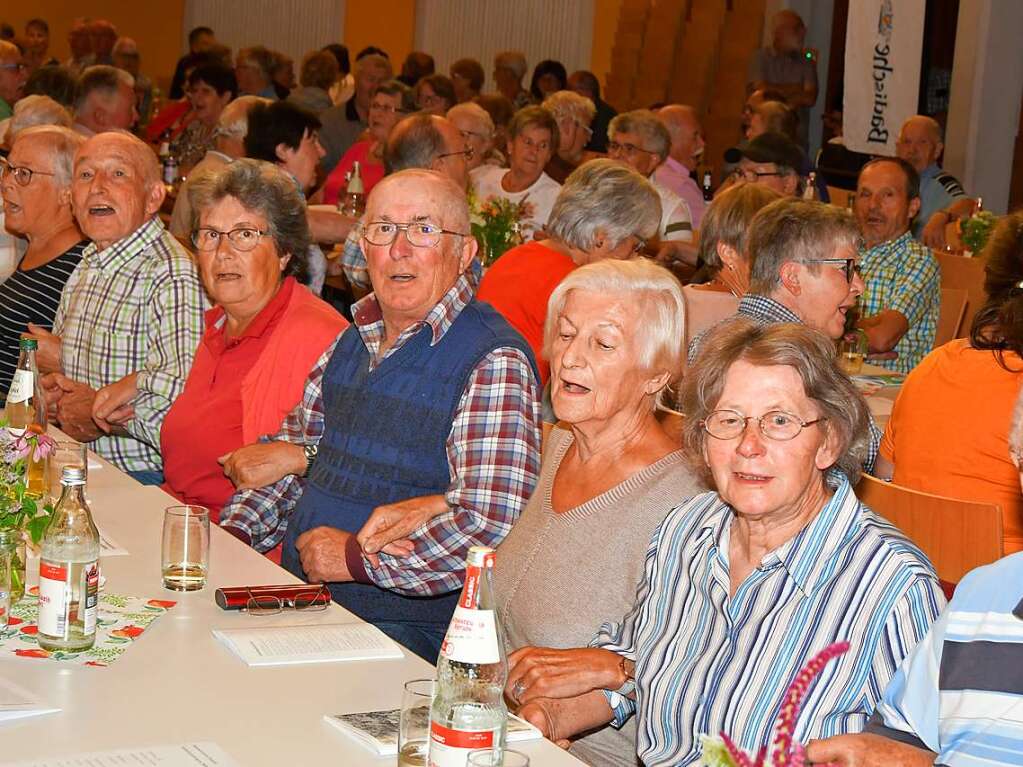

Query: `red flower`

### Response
(7, 617, 23, 626)
(14, 648, 50, 658)
(111, 625, 144, 639)
(84, 661, 107, 667)
(146, 599, 177, 609)
(20, 625, 38, 635)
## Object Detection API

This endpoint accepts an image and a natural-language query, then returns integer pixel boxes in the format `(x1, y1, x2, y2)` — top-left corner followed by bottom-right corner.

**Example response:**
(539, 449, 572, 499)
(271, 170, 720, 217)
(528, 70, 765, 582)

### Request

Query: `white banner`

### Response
(843, 0, 926, 155)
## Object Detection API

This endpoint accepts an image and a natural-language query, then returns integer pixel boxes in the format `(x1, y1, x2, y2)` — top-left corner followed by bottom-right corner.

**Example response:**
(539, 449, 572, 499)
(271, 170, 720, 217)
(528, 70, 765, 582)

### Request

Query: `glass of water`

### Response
(161, 506, 209, 591)
(398, 678, 434, 767)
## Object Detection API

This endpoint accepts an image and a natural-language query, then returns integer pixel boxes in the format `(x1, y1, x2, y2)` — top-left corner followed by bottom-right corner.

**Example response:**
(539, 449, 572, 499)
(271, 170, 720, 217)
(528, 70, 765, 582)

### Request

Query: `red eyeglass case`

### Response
(214, 584, 331, 610)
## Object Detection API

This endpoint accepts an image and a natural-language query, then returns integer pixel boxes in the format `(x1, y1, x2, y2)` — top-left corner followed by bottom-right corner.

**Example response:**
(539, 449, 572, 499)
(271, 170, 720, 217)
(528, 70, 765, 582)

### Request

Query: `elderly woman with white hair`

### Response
(542, 90, 596, 183)
(3, 94, 71, 145)
(506, 319, 945, 767)
(493, 50, 531, 109)
(446, 101, 499, 171)
(0, 125, 87, 391)
(477, 158, 661, 383)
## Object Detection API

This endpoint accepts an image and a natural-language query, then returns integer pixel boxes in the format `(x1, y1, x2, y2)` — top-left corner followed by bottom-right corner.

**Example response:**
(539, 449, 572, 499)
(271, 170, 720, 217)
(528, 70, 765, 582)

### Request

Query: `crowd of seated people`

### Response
(3, 9, 1023, 766)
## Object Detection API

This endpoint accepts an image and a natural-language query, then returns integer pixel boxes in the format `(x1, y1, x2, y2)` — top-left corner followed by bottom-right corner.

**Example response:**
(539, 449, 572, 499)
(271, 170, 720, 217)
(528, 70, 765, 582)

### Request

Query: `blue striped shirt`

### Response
(592, 476, 945, 766)
(867, 552, 1023, 766)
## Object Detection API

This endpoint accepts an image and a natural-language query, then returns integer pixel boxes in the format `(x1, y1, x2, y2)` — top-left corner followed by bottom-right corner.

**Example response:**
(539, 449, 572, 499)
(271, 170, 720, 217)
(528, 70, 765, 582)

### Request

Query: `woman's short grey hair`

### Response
(494, 51, 527, 80)
(11, 125, 84, 186)
(682, 318, 870, 482)
(375, 79, 416, 113)
(8, 95, 72, 142)
(187, 158, 311, 284)
(609, 109, 671, 163)
(546, 159, 661, 251)
(748, 198, 861, 294)
(542, 91, 596, 127)
(697, 181, 783, 276)
(543, 258, 686, 391)
(215, 95, 271, 140)
(446, 102, 494, 137)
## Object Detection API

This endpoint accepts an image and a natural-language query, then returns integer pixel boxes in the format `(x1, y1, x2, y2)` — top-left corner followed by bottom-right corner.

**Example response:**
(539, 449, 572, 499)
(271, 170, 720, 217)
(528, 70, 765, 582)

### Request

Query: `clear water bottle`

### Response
(37, 467, 100, 653)
(429, 547, 507, 767)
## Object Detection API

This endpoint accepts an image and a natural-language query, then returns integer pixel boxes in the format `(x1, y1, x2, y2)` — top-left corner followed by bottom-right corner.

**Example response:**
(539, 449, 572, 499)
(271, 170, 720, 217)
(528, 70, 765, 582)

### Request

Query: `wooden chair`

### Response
(933, 251, 988, 337)
(856, 474, 1003, 585)
(935, 288, 968, 347)
(826, 185, 853, 209)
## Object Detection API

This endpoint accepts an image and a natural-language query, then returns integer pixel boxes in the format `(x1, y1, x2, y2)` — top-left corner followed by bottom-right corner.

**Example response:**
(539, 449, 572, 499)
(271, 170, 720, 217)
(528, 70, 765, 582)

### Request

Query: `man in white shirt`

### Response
(607, 109, 696, 268)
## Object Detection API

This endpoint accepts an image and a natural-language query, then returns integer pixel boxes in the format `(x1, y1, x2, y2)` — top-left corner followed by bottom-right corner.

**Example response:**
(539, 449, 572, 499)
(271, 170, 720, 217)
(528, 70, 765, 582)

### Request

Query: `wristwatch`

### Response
(302, 443, 318, 477)
(610, 656, 636, 697)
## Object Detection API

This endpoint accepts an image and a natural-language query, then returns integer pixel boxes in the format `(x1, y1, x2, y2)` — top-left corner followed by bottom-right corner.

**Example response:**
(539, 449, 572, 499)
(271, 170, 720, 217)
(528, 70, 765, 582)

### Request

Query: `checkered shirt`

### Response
(859, 231, 940, 374)
(220, 272, 541, 596)
(52, 216, 207, 472)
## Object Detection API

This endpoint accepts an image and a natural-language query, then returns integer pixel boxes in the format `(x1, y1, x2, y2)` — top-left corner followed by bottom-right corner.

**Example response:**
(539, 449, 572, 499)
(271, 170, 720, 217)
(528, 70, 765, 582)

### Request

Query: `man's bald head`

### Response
(896, 115, 944, 173)
(658, 104, 704, 169)
(368, 169, 470, 233)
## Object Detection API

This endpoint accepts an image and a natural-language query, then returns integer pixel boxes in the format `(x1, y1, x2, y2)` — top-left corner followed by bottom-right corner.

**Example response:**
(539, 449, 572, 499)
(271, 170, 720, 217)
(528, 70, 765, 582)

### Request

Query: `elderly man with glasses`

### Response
(0, 40, 27, 119)
(607, 109, 697, 269)
(219, 169, 541, 661)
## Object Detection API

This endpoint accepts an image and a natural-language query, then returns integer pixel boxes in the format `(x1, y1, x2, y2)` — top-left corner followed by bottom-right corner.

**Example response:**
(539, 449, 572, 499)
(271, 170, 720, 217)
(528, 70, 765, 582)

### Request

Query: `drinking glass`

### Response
(161, 506, 209, 591)
(48, 440, 88, 501)
(837, 333, 868, 375)
(0, 534, 14, 633)
(468, 749, 530, 767)
(398, 678, 435, 767)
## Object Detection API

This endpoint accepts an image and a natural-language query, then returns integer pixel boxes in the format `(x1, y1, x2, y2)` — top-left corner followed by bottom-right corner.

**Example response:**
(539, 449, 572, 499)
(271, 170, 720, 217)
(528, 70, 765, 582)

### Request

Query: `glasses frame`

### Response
(736, 168, 783, 181)
(243, 584, 329, 615)
(809, 257, 861, 283)
(0, 158, 56, 187)
(191, 226, 271, 253)
(607, 140, 658, 157)
(436, 146, 475, 162)
(0, 63, 25, 72)
(701, 409, 826, 442)
(361, 220, 470, 248)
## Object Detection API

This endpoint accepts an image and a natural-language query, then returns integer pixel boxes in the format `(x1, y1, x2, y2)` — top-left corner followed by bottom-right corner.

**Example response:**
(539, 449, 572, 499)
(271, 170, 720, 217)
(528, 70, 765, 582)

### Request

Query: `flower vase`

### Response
(0, 528, 26, 608)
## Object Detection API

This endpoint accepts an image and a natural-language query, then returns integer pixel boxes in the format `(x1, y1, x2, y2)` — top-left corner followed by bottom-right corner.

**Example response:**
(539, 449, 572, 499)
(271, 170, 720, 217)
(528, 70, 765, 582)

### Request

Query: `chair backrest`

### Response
(935, 287, 968, 347)
(933, 250, 988, 337)
(826, 185, 853, 209)
(856, 473, 1003, 584)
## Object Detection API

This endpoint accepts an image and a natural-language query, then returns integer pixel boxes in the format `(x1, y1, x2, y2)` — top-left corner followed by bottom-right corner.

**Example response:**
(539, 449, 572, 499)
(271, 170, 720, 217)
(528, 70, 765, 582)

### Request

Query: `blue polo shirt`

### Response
(914, 163, 967, 238)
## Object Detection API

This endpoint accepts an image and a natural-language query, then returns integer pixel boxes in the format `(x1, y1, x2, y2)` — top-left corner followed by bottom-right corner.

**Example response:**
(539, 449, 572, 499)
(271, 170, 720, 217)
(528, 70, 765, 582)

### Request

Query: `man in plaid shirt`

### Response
(220, 169, 541, 659)
(854, 158, 940, 374)
(33, 131, 206, 482)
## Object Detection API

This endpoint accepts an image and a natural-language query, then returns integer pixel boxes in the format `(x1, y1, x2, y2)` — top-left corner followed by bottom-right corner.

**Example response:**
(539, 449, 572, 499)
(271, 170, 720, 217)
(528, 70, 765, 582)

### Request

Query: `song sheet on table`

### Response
(0, 677, 59, 724)
(213, 622, 404, 666)
(1, 742, 238, 767)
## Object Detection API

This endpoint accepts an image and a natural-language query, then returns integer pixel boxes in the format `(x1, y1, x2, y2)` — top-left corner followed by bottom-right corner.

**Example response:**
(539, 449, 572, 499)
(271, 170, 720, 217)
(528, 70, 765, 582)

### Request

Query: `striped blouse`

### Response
(0, 241, 88, 394)
(593, 476, 946, 766)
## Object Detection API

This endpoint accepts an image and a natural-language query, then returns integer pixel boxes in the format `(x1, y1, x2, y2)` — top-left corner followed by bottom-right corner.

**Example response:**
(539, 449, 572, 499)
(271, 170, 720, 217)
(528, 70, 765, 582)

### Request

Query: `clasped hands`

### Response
(40, 371, 135, 442)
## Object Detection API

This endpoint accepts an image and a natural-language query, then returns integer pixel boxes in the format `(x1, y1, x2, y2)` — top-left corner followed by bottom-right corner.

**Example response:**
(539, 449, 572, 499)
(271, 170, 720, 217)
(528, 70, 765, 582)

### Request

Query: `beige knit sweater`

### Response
(494, 426, 706, 767)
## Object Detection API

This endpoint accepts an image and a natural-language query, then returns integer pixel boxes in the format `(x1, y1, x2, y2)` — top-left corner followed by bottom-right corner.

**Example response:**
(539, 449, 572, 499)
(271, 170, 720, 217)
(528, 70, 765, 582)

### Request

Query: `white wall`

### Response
(414, 0, 594, 87)
(945, 0, 1023, 213)
(182, 0, 346, 68)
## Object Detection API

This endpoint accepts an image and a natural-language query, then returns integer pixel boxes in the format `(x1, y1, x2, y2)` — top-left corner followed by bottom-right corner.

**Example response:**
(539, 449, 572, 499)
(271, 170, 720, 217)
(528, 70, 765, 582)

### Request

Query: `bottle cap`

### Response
(60, 466, 86, 486)
(466, 546, 495, 567)
(19, 338, 38, 350)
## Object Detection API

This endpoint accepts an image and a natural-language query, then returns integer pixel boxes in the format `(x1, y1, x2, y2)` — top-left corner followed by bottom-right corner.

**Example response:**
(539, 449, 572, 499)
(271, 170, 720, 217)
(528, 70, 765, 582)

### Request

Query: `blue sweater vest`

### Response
(282, 299, 536, 628)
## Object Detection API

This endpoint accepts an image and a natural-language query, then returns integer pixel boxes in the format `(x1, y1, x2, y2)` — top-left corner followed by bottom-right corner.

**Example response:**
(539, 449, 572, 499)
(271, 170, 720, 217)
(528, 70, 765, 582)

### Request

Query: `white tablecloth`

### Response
(1, 444, 583, 766)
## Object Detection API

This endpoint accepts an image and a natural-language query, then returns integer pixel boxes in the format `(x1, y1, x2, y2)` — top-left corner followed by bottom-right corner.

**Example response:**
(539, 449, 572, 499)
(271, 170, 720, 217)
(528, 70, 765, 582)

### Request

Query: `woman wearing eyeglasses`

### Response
(470, 105, 562, 239)
(506, 320, 944, 767)
(0, 126, 87, 393)
(317, 80, 414, 207)
(93, 160, 346, 550)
